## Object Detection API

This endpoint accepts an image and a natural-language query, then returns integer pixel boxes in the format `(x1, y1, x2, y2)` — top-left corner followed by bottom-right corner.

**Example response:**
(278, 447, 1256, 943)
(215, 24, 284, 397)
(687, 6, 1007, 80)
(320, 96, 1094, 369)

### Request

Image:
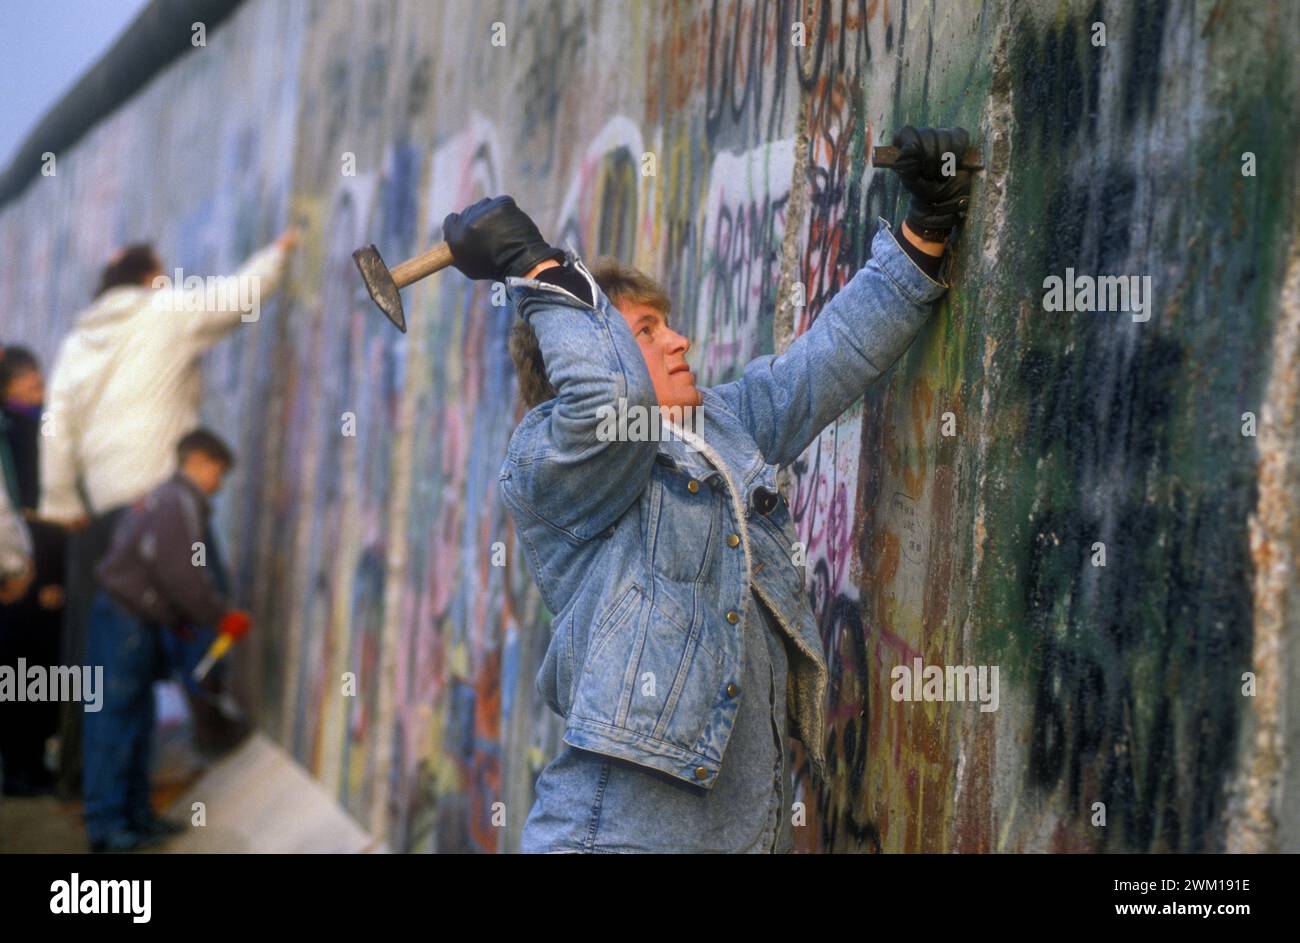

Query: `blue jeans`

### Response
(522, 590, 793, 853)
(82, 590, 166, 841)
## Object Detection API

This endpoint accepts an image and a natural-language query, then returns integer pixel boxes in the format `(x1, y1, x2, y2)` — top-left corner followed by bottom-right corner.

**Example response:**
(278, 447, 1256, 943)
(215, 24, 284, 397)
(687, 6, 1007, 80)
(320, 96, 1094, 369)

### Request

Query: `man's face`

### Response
(614, 298, 702, 409)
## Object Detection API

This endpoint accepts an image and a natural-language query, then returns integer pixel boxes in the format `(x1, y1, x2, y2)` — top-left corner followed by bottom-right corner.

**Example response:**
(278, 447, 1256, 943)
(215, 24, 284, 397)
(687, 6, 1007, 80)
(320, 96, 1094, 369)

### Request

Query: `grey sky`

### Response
(0, 0, 152, 169)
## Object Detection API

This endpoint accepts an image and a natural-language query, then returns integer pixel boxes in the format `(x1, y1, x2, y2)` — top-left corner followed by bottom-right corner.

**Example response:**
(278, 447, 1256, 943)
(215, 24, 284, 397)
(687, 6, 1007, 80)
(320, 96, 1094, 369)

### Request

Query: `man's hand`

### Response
(892, 126, 973, 239)
(0, 561, 34, 604)
(275, 226, 300, 253)
(37, 584, 64, 610)
(900, 221, 948, 257)
(442, 195, 564, 282)
(24, 508, 90, 531)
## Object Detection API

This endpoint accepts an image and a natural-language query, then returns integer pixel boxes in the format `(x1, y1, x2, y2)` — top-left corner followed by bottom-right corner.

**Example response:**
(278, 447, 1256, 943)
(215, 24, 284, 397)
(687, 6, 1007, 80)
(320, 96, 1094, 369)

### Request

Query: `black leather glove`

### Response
(442, 195, 565, 281)
(891, 126, 973, 238)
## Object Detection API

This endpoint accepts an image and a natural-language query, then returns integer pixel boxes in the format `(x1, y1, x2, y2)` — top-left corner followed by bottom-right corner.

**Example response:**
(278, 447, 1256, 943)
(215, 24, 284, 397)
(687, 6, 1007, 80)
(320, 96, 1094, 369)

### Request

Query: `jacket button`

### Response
(726, 683, 738, 697)
(726, 610, 739, 624)
(694, 766, 709, 780)
(687, 479, 700, 493)
(726, 533, 740, 548)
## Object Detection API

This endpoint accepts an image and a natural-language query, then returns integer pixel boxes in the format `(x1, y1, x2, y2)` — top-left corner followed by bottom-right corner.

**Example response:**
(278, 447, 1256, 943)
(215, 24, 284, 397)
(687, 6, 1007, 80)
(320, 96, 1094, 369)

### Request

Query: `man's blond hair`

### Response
(509, 256, 671, 409)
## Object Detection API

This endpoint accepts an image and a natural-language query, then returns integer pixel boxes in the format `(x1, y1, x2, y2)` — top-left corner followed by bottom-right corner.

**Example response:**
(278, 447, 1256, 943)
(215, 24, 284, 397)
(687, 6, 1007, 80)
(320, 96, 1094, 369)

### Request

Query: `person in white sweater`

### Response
(37, 228, 297, 796)
(39, 229, 298, 524)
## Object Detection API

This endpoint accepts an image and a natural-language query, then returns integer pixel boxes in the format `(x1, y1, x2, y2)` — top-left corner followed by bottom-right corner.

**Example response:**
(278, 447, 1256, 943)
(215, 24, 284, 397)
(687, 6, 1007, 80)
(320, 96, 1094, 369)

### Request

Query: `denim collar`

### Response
(657, 389, 768, 494)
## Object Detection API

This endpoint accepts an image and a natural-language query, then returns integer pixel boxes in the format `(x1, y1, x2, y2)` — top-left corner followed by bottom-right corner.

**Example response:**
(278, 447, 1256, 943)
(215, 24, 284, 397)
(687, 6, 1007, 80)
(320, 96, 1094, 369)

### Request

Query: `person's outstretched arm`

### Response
(712, 125, 973, 468)
(158, 226, 299, 350)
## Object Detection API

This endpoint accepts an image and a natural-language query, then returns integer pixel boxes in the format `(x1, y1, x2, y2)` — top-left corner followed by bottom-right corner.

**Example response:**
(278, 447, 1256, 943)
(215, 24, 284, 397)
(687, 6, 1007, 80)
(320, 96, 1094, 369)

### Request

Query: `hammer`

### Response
(352, 241, 454, 333)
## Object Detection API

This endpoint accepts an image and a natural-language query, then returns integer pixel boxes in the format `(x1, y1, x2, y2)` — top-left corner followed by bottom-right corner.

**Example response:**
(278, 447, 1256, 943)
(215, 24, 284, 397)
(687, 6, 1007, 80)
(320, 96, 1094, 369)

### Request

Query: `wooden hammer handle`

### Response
(872, 145, 984, 171)
(390, 241, 454, 289)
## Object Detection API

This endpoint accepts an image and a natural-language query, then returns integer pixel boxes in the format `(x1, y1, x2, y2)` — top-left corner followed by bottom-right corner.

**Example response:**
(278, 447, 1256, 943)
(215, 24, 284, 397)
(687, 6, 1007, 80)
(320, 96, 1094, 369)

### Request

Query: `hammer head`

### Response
(352, 244, 407, 333)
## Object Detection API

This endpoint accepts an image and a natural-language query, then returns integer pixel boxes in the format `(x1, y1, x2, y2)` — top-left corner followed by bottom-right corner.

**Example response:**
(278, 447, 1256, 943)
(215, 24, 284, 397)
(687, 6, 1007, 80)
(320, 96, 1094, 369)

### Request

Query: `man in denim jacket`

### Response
(444, 126, 971, 853)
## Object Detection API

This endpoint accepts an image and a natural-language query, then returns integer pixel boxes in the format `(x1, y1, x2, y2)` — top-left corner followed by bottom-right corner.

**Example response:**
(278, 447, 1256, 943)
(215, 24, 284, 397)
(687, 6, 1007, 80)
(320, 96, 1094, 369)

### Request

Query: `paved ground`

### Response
(2, 690, 377, 853)
(0, 693, 206, 853)
(0, 793, 91, 853)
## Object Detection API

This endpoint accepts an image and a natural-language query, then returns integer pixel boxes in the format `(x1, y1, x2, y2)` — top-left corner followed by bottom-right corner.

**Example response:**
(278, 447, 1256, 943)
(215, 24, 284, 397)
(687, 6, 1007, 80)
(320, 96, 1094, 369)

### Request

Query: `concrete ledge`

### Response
(163, 733, 382, 853)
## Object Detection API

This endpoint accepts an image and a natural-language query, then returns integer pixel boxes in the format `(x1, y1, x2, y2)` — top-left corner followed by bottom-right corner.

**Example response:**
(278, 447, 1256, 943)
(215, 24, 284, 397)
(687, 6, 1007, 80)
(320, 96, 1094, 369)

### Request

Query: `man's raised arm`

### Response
(443, 196, 658, 542)
(712, 125, 973, 468)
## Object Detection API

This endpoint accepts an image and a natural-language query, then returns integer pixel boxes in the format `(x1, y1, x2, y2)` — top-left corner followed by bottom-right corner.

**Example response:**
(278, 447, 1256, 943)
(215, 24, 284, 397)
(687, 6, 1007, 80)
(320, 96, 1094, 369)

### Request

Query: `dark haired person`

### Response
(38, 229, 296, 796)
(84, 428, 250, 852)
(443, 126, 971, 853)
(0, 347, 66, 795)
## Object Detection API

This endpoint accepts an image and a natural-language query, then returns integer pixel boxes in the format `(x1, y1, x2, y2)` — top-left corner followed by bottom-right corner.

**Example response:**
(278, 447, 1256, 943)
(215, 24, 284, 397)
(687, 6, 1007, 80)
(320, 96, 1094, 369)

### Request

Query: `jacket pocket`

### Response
(649, 471, 719, 583)
(573, 585, 725, 751)
(583, 581, 642, 673)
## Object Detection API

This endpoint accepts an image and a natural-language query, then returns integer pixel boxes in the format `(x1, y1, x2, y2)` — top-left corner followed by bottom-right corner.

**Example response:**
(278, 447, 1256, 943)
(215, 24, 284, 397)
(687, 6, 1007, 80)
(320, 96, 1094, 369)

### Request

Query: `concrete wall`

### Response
(1, 0, 1296, 852)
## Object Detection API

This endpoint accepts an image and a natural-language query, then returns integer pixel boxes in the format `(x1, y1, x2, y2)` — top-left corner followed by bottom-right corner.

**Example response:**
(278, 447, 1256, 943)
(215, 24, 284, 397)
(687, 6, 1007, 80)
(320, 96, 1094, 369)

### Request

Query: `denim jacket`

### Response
(500, 219, 947, 790)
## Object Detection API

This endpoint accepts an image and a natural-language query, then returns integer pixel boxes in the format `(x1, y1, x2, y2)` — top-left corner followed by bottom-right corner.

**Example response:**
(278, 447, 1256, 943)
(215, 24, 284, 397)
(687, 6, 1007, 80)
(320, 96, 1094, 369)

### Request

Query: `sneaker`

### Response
(130, 816, 188, 838)
(89, 829, 165, 853)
